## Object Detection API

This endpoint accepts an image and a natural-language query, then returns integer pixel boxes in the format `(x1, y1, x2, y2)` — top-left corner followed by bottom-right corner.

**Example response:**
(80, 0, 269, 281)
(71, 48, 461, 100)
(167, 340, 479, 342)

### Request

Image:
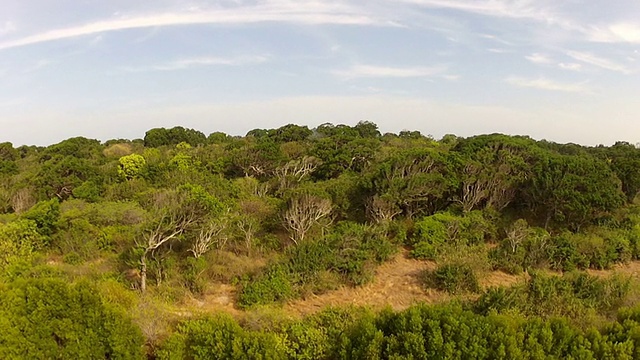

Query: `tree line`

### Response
(1, 122, 640, 357)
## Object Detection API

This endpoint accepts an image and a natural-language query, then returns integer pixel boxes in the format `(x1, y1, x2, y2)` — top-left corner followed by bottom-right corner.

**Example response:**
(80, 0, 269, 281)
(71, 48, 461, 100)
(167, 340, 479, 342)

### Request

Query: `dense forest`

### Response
(2, 122, 640, 358)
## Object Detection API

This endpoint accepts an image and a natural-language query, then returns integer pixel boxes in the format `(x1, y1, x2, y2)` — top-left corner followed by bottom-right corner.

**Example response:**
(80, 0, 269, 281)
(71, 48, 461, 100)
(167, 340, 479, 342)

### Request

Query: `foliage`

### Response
(0, 277, 144, 359)
(410, 211, 492, 260)
(239, 222, 396, 307)
(423, 262, 481, 294)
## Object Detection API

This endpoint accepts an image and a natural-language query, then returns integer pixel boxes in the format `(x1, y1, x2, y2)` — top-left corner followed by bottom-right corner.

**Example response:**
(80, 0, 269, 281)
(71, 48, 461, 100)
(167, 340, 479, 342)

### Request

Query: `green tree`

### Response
(118, 154, 146, 180)
(0, 278, 144, 359)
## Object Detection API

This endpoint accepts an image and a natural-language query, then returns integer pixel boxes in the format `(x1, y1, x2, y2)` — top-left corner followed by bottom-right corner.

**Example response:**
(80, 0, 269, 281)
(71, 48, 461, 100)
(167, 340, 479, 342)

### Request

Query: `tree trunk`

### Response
(140, 252, 147, 292)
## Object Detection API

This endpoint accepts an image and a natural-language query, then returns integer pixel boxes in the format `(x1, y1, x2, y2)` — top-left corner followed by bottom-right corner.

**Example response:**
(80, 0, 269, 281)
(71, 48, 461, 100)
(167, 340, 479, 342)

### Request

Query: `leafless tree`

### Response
(274, 156, 320, 190)
(505, 219, 530, 253)
(282, 194, 332, 244)
(189, 216, 229, 259)
(11, 187, 35, 214)
(367, 195, 402, 224)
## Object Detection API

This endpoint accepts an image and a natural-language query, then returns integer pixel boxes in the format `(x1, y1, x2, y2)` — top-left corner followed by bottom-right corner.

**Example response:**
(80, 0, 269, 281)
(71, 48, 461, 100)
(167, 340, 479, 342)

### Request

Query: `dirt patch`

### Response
(183, 284, 242, 317)
(587, 261, 640, 278)
(283, 250, 448, 317)
(479, 270, 524, 289)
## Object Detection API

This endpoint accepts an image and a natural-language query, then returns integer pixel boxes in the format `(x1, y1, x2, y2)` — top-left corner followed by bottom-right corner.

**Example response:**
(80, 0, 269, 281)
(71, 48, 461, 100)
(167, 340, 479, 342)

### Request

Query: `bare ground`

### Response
(179, 251, 640, 319)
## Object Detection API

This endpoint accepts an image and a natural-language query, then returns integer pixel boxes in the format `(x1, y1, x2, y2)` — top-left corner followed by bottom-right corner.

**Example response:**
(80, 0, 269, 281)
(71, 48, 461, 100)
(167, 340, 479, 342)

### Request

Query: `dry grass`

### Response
(283, 249, 447, 316)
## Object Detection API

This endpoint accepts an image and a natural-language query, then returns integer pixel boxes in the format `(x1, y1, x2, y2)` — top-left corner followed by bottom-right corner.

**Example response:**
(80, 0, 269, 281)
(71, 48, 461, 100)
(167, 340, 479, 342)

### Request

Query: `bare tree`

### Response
(367, 195, 402, 224)
(274, 156, 320, 190)
(505, 219, 530, 253)
(282, 194, 332, 244)
(136, 190, 204, 292)
(189, 216, 229, 259)
(11, 187, 35, 214)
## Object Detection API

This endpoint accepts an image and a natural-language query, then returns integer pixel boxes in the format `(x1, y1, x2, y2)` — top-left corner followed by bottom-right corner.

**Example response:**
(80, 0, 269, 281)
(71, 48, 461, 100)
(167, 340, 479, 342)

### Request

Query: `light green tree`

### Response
(118, 154, 146, 180)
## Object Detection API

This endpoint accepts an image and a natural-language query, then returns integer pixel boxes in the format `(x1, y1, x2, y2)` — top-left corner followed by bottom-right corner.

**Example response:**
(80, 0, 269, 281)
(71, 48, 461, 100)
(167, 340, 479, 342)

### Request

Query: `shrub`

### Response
(238, 222, 396, 307)
(0, 278, 144, 359)
(424, 263, 480, 294)
(410, 211, 491, 260)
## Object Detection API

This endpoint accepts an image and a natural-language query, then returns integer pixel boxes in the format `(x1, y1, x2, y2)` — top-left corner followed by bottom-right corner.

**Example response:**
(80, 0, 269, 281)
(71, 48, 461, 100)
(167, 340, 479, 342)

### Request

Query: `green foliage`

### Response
(410, 211, 491, 260)
(144, 126, 206, 148)
(239, 222, 396, 307)
(22, 198, 60, 237)
(118, 154, 146, 180)
(0, 219, 46, 272)
(156, 302, 640, 360)
(424, 262, 481, 294)
(0, 278, 144, 359)
(475, 271, 631, 318)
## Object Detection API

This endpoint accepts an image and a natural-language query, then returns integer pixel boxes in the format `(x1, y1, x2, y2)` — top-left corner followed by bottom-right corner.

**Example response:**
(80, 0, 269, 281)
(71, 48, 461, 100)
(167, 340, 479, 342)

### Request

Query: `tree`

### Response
(522, 152, 625, 231)
(366, 147, 460, 218)
(282, 193, 333, 244)
(136, 186, 222, 291)
(118, 154, 146, 180)
(0, 278, 144, 359)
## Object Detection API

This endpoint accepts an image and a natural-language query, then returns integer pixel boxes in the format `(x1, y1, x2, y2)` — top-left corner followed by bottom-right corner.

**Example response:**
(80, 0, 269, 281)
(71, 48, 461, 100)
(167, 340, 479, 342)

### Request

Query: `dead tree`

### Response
(189, 217, 229, 259)
(282, 194, 332, 244)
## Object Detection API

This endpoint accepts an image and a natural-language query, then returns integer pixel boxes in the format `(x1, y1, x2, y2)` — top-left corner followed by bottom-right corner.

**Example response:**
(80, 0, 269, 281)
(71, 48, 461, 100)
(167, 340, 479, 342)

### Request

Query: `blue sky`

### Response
(1, 0, 639, 146)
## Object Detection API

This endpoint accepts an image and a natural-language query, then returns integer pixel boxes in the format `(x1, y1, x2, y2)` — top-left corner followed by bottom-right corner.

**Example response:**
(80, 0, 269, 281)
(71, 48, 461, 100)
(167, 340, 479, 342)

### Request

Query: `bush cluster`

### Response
(239, 222, 396, 307)
(157, 303, 640, 359)
(409, 211, 492, 260)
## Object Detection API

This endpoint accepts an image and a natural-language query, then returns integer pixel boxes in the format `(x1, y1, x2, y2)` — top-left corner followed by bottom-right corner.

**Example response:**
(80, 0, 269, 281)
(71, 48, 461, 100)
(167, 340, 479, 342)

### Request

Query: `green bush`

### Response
(0, 277, 144, 359)
(410, 211, 491, 260)
(238, 264, 295, 307)
(238, 222, 396, 307)
(475, 271, 631, 318)
(424, 263, 480, 294)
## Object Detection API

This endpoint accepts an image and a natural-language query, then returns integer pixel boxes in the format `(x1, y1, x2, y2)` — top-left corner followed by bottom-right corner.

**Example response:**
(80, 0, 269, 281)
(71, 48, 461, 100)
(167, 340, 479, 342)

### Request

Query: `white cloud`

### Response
(333, 64, 447, 79)
(558, 62, 582, 71)
(0, 2, 386, 51)
(505, 76, 591, 94)
(0, 22, 16, 36)
(566, 51, 633, 74)
(487, 48, 512, 54)
(589, 23, 640, 44)
(525, 53, 553, 64)
(121, 55, 269, 72)
(399, 0, 581, 32)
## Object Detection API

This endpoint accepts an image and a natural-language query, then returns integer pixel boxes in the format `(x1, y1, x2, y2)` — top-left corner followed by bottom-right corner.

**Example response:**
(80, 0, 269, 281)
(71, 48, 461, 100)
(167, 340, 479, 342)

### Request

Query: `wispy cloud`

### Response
(333, 64, 448, 79)
(0, 2, 386, 51)
(399, 0, 580, 32)
(566, 51, 633, 74)
(121, 55, 269, 72)
(0, 22, 16, 37)
(505, 76, 591, 94)
(558, 62, 582, 71)
(589, 23, 640, 44)
(525, 53, 553, 64)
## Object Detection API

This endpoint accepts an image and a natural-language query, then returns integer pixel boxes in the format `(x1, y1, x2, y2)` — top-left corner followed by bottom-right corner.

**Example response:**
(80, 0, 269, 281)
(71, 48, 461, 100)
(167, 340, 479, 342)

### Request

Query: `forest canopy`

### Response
(2, 122, 640, 358)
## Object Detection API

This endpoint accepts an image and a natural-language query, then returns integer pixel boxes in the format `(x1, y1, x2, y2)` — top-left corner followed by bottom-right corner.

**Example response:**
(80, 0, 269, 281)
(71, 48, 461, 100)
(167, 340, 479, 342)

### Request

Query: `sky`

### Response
(1, 1, 640, 146)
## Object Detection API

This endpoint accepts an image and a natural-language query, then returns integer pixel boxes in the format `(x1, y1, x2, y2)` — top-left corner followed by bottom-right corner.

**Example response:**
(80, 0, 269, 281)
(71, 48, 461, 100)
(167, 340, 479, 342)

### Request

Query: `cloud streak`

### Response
(566, 51, 633, 74)
(0, 2, 386, 51)
(505, 76, 591, 94)
(121, 55, 269, 72)
(333, 64, 448, 79)
(525, 53, 553, 65)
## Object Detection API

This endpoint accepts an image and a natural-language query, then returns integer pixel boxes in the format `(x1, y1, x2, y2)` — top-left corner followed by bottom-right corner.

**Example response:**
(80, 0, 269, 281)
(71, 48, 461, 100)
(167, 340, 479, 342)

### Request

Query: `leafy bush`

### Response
(238, 222, 396, 307)
(423, 262, 480, 294)
(410, 211, 491, 260)
(0, 278, 144, 359)
(475, 271, 631, 318)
